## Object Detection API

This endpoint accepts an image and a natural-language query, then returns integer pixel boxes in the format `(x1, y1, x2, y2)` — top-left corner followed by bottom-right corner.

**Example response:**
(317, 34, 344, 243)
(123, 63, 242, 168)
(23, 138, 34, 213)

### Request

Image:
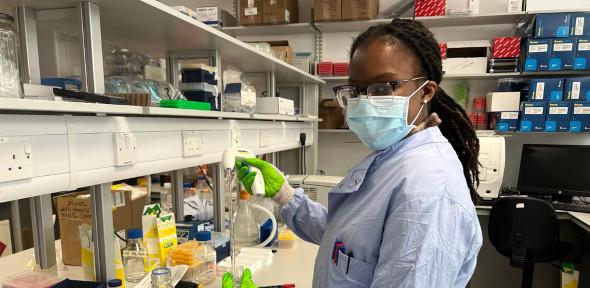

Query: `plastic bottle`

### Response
(233, 191, 260, 249)
(107, 279, 123, 287)
(151, 267, 173, 288)
(195, 231, 217, 285)
(196, 176, 211, 203)
(122, 229, 148, 283)
(161, 182, 172, 212)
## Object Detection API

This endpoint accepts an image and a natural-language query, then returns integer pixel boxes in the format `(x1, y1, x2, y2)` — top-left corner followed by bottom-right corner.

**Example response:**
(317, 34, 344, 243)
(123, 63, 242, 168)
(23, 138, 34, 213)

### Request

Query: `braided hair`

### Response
(350, 18, 480, 202)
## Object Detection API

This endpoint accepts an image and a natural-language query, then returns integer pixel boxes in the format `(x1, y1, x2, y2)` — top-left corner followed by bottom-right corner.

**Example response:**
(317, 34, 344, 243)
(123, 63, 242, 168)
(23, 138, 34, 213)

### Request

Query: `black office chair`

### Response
(488, 197, 571, 288)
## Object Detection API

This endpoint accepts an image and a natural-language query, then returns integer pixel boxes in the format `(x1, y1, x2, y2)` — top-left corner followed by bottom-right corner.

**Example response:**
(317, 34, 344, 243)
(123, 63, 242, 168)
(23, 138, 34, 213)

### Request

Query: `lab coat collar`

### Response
(332, 127, 447, 194)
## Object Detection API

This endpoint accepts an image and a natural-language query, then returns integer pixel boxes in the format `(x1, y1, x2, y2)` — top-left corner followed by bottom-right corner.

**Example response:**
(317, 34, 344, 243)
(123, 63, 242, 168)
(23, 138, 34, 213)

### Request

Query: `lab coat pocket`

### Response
(336, 249, 375, 286)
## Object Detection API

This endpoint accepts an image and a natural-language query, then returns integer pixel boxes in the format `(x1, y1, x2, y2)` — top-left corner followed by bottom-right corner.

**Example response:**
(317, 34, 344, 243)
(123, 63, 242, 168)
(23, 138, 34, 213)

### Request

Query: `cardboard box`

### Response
(528, 78, 564, 101)
(550, 38, 575, 70)
(519, 101, 547, 132)
(314, 0, 341, 22)
(566, 77, 590, 101)
(257, 97, 295, 115)
(492, 37, 521, 59)
(342, 0, 379, 21)
(55, 187, 147, 266)
(195, 6, 236, 27)
(572, 13, 590, 36)
(535, 13, 571, 38)
(570, 102, 590, 132)
(319, 99, 345, 129)
(444, 40, 490, 74)
(414, 0, 445, 17)
(526, 0, 590, 12)
(269, 41, 293, 64)
(317, 62, 333, 76)
(240, 0, 263, 25)
(292, 52, 313, 73)
(525, 39, 552, 72)
(263, 0, 298, 24)
(486, 92, 521, 112)
(545, 102, 571, 132)
(496, 112, 519, 131)
(574, 37, 590, 70)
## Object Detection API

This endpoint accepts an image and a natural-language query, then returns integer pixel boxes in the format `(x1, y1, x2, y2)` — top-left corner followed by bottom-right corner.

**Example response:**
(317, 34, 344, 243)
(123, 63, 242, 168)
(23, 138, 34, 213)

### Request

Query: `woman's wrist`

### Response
(272, 182, 295, 206)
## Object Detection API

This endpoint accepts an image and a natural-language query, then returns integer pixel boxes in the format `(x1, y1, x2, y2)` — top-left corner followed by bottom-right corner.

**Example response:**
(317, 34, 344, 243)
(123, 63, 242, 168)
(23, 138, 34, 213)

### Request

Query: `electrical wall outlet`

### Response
(113, 133, 137, 166)
(182, 131, 204, 157)
(0, 139, 33, 183)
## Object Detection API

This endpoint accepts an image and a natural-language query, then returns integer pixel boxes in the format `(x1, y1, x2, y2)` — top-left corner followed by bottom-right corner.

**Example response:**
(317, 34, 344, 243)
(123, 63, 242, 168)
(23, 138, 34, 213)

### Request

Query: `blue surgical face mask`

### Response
(346, 81, 428, 151)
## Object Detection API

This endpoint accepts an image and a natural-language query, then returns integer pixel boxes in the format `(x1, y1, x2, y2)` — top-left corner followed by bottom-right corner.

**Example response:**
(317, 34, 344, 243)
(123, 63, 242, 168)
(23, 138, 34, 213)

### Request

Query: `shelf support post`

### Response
(171, 170, 185, 221)
(213, 164, 226, 232)
(16, 5, 41, 84)
(10, 200, 23, 252)
(30, 194, 56, 270)
(267, 71, 276, 98)
(78, 1, 105, 94)
(90, 183, 115, 282)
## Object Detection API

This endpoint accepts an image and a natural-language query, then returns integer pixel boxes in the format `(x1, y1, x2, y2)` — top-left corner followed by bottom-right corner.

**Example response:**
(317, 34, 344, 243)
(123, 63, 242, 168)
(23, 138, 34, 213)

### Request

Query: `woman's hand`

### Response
(236, 158, 294, 205)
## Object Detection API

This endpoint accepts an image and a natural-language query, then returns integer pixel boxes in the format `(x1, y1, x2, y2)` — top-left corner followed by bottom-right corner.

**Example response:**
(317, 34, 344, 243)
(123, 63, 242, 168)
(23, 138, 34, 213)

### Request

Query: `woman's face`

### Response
(349, 38, 437, 124)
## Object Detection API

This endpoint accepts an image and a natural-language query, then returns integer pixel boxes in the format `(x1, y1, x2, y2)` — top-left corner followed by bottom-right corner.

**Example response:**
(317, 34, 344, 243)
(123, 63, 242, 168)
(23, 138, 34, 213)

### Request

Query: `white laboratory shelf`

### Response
(298, 116, 321, 122)
(319, 129, 351, 133)
(0, 98, 144, 115)
(27, 0, 324, 85)
(321, 76, 348, 82)
(0, 114, 314, 203)
(144, 106, 252, 120)
(521, 71, 590, 77)
(315, 18, 394, 33)
(223, 23, 316, 37)
(252, 114, 299, 121)
(443, 72, 521, 80)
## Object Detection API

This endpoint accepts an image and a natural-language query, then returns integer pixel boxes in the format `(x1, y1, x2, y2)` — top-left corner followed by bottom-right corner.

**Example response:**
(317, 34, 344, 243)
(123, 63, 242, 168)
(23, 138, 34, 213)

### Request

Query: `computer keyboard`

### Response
(552, 202, 590, 213)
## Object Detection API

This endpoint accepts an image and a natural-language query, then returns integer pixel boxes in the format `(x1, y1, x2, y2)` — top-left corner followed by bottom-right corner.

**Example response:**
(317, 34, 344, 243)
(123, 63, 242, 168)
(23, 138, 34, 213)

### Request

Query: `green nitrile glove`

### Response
(235, 158, 286, 198)
(221, 269, 258, 288)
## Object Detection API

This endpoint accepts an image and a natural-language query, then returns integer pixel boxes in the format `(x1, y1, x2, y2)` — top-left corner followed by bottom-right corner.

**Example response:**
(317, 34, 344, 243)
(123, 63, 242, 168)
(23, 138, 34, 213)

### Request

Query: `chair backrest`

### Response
(488, 197, 559, 263)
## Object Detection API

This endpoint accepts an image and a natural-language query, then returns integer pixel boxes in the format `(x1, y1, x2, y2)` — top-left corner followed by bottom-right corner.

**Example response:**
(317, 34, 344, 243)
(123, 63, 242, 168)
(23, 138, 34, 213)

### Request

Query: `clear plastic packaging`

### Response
(223, 69, 257, 113)
(168, 240, 215, 284)
(234, 191, 260, 249)
(2, 270, 60, 288)
(160, 183, 173, 213)
(0, 13, 22, 99)
(122, 229, 148, 283)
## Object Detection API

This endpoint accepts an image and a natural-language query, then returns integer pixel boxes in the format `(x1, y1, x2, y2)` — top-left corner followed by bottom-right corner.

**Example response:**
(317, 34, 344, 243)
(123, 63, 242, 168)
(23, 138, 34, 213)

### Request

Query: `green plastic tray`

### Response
(159, 100, 211, 111)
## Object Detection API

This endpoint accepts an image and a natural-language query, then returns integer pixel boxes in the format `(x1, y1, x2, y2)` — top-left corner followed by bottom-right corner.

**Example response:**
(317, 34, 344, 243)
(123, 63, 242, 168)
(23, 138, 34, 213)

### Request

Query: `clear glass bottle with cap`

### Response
(0, 13, 22, 99)
(151, 267, 173, 288)
(195, 231, 217, 284)
(233, 191, 260, 249)
(122, 228, 148, 283)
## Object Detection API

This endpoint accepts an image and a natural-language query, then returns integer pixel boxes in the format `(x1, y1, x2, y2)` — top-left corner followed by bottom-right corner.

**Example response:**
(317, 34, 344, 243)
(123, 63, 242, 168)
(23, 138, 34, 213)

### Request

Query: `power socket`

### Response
(0, 139, 33, 183)
(182, 131, 204, 157)
(113, 133, 137, 166)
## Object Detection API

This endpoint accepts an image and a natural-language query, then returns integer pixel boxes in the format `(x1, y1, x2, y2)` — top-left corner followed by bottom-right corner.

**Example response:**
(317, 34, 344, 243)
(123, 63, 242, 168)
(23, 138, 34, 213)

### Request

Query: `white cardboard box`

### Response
(526, 0, 590, 12)
(257, 97, 295, 115)
(486, 92, 521, 112)
(195, 7, 236, 27)
(444, 40, 490, 75)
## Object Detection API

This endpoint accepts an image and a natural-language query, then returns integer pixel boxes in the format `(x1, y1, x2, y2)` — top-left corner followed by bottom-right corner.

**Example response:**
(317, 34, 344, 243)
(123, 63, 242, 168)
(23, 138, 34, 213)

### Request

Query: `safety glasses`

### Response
(333, 77, 427, 108)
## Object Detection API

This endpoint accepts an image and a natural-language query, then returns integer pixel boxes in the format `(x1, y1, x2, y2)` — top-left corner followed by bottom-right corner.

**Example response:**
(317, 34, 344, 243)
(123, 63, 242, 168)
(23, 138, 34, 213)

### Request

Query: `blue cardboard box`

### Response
(574, 38, 590, 70)
(496, 112, 519, 131)
(550, 38, 575, 70)
(545, 102, 571, 132)
(535, 13, 571, 38)
(520, 101, 547, 132)
(528, 78, 564, 101)
(571, 13, 590, 36)
(566, 78, 590, 101)
(570, 102, 590, 132)
(525, 39, 552, 71)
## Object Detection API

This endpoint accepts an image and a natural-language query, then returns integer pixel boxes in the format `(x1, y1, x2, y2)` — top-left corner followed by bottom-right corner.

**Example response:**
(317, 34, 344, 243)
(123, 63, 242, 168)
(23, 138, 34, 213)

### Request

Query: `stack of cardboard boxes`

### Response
(314, 0, 379, 22)
(240, 0, 299, 25)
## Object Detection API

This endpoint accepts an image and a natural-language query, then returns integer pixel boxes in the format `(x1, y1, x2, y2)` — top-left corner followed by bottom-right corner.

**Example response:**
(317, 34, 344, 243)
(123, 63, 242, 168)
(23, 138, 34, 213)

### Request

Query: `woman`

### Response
(237, 19, 483, 287)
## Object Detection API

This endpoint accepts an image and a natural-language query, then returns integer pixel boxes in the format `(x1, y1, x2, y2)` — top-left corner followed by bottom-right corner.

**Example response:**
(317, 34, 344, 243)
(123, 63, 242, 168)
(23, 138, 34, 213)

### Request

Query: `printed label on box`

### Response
(576, 17, 585, 36)
(536, 82, 545, 99)
(285, 10, 289, 22)
(579, 43, 590, 51)
(525, 107, 544, 114)
(554, 43, 573, 51)
(572, 82, 581, 99)
(529, 44, 548, 53)
(501, 112, 519, 119)
(112, 190, 125, 208)
(574, 106, 590, 114)
(549, 107, 568, 114)
(245, 7, 258, 16)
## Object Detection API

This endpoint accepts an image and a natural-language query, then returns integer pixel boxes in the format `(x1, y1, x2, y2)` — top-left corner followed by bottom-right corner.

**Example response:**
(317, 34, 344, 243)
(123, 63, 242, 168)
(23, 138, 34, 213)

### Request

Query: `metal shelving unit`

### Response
(223, 23, 317, 37)
(2, 0, 323, 282)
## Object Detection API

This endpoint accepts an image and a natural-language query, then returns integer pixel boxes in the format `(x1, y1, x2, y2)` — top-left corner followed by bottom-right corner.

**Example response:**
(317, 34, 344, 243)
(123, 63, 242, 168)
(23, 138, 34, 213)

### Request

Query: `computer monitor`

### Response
(518, 144, 590, 196)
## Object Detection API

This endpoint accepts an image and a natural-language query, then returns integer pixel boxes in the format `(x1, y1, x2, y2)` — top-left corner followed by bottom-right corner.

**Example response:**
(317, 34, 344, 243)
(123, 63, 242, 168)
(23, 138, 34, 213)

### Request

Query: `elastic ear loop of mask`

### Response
(408, 81, 430, 126)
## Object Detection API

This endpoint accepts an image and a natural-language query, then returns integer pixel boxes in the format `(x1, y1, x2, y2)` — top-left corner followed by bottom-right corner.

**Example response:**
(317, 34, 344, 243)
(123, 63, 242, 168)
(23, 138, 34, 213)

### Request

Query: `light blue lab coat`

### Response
(280, 127, 483, 288)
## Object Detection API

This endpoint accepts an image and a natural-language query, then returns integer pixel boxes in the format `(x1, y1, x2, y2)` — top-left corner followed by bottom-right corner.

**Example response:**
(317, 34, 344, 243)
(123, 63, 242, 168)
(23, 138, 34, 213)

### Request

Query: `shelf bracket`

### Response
(30, 194, 56, 270)
(90, 183, 116, 282)
(16, 6, 41, 84)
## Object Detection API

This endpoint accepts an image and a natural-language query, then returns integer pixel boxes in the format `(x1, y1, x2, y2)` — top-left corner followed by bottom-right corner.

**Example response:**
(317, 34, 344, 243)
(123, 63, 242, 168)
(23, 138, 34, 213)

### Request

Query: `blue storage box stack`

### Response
(526, 12, 590, 72)
(528, 78, 564, 101)
(570, 102, 590, 132)
(497, 112, 520, 131)
(545, 102, 571, 132)
(566, 77, 590, 101)
(519, 101, 547, 131)
(180, 64, 220, 111)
